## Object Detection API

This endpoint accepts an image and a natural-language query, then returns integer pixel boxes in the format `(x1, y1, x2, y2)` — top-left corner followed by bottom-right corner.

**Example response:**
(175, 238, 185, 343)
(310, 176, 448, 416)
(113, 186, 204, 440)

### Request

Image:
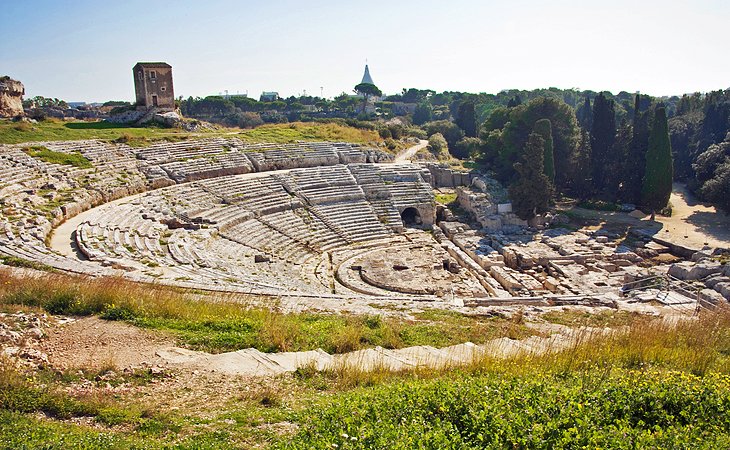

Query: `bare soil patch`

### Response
(39, 316, 174, 370)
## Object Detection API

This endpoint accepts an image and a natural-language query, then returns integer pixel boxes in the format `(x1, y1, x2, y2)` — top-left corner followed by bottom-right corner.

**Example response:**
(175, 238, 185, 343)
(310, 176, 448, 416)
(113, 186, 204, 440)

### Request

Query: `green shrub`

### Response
(280, 370, 730, 449)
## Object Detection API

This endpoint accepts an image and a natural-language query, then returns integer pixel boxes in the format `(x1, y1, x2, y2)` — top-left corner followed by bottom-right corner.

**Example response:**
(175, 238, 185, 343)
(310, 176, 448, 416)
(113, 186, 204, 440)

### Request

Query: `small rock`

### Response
(26, 327, 44, 339)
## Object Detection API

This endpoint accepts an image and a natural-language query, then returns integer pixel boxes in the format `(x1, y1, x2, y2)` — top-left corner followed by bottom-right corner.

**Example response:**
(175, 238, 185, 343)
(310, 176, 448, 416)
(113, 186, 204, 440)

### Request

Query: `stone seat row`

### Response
(258, 209, 347, 252)
(221, 218, 314, 264)
(312, 200, 391, 243)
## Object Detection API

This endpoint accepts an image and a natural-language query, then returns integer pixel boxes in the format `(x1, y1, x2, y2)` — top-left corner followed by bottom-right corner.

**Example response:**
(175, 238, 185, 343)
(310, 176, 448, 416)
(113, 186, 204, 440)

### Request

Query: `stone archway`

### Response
(400, 207, 422, 226)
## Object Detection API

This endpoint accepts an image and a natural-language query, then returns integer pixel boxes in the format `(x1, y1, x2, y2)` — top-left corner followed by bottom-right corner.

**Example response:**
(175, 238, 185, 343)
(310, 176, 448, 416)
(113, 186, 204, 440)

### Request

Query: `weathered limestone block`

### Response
(669, 261, 723, 280)
(715, 282, 730, 301)
(704, 275, 729, 289)
(0, 77, 24, 117)
(489, 266, 523, 292)
(543, 276, 560, 293)
(701, 288, 726, 305)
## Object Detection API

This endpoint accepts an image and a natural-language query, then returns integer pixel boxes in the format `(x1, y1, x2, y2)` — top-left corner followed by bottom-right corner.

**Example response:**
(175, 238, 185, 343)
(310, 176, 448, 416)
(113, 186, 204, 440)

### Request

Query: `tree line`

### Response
(476, 94, 673, 220)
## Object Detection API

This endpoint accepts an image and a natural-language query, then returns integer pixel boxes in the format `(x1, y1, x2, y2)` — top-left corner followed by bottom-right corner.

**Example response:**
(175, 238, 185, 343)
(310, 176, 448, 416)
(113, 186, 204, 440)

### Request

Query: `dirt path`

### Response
(568, 183, 730, 249)
(647, 183, 730, 249)
(394, 139, 428, 163)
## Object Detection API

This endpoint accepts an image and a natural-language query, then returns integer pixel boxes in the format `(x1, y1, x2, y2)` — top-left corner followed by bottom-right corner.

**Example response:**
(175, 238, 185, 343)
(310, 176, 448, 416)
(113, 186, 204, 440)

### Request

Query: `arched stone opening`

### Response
(401, 207, 422, 226)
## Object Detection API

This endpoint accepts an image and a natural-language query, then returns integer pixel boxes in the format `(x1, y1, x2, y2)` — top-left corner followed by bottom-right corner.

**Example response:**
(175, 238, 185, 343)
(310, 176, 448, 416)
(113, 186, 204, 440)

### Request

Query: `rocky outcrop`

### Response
(0, 76, 24, 118)
(668, 261, 724, 280)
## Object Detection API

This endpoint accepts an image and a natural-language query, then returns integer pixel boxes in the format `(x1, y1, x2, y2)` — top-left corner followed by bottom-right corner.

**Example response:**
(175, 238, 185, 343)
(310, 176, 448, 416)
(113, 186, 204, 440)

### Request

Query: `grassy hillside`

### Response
(238, 122, 381, 144)
(0, 119, 385, 146)
(0, 270, 532, 354)
(2, 268, 730, 448)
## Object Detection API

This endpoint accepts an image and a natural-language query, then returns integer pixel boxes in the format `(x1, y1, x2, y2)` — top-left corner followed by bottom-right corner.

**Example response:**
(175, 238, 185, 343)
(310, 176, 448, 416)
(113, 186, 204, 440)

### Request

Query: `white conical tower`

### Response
(361, 64, 374, 85)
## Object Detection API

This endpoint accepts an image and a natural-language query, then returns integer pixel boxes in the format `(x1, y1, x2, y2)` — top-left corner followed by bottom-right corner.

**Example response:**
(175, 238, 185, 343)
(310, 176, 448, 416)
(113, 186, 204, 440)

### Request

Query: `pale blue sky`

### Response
(1, 0, 728, 102)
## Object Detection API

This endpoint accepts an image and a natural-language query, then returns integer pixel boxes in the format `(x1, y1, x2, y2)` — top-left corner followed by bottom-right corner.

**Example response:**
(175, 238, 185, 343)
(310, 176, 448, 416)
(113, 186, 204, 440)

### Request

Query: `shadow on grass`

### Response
(63, 122, 129, 130)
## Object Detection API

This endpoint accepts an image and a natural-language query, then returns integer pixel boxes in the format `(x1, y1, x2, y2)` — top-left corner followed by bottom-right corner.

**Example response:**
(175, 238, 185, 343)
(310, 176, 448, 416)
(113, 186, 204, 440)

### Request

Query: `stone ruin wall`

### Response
(0, 77, 24, 118)
(425, 164, 474, 188)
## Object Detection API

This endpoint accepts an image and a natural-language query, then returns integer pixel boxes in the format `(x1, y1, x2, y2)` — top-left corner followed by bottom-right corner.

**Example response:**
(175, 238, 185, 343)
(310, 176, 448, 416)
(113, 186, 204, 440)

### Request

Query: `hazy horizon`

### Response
(2, 0, 728, 102)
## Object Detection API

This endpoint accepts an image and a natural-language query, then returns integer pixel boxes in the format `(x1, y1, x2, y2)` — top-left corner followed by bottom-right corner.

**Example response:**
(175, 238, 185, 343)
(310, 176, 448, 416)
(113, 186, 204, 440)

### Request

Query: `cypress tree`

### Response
(624, 94, 649, 204)
(572, 129, 592, 197)
(641, 106, 673, 216)
(590, 93, 618, 200)
(456, 100, 478, 137)
(533, 118, 555, 184)
(578, 96, 592, 131)
(508, 132, 553, 220)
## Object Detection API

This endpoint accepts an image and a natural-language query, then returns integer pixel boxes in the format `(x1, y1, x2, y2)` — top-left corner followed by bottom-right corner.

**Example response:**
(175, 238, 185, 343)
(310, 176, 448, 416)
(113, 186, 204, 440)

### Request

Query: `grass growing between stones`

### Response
(541, 308, 639, 328)
(22, 145, 93, 168)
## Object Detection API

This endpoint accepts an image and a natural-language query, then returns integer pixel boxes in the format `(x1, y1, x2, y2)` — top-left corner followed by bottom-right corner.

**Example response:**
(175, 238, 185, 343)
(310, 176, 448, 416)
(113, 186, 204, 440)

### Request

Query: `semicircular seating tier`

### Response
(0, 138, 436, 297)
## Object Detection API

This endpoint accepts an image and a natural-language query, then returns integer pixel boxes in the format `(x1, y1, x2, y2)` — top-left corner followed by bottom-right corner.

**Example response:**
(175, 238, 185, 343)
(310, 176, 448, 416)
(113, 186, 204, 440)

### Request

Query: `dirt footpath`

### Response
(646, 183, 730, 249)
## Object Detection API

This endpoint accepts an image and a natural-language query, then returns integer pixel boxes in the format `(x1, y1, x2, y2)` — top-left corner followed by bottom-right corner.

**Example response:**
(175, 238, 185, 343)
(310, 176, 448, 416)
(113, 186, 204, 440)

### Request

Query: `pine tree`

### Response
(641, 106, 673, 217)
(533, 118, 555, 184)
(590, 93, 618, 200)
(456, 100, 478, 137)
(508, 132, 553, 220)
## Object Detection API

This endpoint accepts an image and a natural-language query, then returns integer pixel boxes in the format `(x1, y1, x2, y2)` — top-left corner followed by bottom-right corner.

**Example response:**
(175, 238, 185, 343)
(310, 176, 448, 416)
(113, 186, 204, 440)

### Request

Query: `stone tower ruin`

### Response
(133, 62, 174, 110)
(0, 76, 25, 118)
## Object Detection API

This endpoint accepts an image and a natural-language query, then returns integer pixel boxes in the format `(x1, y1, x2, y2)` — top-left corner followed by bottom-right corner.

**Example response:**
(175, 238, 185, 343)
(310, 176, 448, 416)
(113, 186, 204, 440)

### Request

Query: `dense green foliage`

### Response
(624, 95, 651, 204)
(455, 100, 477, 137)
(479, 97, 579, 192)
(669, 89, 730, 212)
(281, 370, 730, 449)
(641, 106, 674, 213)
(589, 93, 618, 200)
(508, 132, 552, 219)
(422, 120, 464, 151)
(533, 118, 555, 182)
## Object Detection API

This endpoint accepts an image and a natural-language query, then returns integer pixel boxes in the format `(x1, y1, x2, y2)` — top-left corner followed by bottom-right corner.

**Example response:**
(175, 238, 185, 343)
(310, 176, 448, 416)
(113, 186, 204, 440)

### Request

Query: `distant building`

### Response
(260, 92, 279, 102)
(390, 102, 417, 115)
(361, 64, 375, 85)
(133, 62, 175, 109)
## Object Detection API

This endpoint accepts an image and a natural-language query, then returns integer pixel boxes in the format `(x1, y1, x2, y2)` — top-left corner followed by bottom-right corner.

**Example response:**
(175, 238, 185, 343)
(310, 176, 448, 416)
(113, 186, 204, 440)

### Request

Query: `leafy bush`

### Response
(280, 370, 730, 449)
(577, 199, 621, 211)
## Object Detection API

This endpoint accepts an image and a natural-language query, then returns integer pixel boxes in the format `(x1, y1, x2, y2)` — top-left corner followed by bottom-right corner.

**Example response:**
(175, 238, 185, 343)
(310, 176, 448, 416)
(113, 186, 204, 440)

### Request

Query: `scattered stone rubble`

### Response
(0, 312, 52, 370)
(668, 248, 730, 302)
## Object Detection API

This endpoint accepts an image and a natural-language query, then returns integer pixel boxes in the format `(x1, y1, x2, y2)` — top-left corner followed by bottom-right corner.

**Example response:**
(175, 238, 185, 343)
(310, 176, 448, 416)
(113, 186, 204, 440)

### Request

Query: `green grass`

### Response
(434, 192, 457, 205)
(0, 255, 54, 271)
(0, 119, 207, 145)
(4, 265, 730, 447)
(0, 119, 388, 148)
(236, 122, 382, 145)
(23, 145, 92, 168)
(0, 270, 531, 354)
